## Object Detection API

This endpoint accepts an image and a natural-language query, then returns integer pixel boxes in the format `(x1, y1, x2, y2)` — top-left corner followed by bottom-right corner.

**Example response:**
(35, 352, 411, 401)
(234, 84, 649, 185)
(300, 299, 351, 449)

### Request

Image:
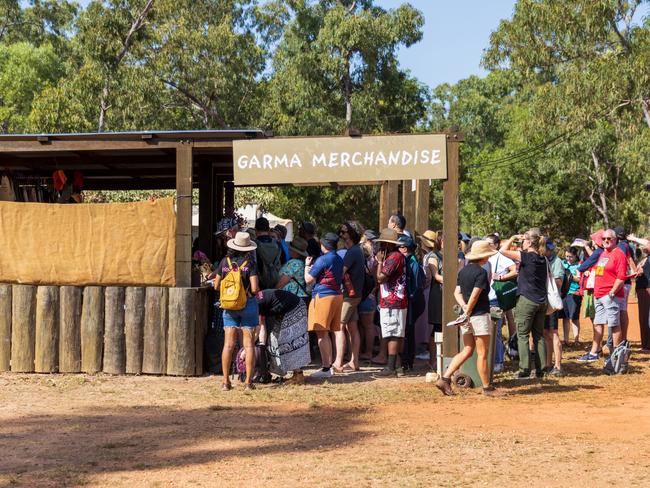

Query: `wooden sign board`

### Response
(233, 134, 447, 185)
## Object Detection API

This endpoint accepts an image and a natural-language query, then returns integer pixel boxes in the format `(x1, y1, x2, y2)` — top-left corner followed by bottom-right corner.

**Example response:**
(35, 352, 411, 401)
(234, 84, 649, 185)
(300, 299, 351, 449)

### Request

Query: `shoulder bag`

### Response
(546, 257, 563, 315)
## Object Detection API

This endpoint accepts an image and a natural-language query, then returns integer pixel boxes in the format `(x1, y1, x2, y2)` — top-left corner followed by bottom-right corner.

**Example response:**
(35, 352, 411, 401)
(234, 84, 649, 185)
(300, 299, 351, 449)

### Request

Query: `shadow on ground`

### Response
(0, 404, 367, 486)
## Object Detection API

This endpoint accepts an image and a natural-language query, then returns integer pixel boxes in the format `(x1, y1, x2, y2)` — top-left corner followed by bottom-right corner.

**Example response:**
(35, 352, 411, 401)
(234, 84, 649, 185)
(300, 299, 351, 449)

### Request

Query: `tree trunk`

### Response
(344, 52, 352, 129)
(641, 99, 650, 129)
(125, 287, 145, 374)
(11, 285, 37, 372)
(143, 287, 168, 374)
(0, 284, 11, 371)
(103, 287, 126, 374)
(588, 150, 610, 228)
(59, 286, 82, 373)
(167, 288, 195, 376)
(81, 286, 104, 374)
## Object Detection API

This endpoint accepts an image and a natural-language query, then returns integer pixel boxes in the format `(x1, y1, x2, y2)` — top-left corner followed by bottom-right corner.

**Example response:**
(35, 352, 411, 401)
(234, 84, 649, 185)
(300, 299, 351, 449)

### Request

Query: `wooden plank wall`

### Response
(0, 284, 209, 377)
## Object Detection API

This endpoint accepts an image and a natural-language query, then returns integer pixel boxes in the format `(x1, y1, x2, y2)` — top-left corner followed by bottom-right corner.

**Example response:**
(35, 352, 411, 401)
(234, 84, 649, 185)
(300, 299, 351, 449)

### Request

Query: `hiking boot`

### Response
(375, 367, 398, 378)
(482, 385, 505, 397)
(577, 352, 600, 363)
(435, 377, 454, 396)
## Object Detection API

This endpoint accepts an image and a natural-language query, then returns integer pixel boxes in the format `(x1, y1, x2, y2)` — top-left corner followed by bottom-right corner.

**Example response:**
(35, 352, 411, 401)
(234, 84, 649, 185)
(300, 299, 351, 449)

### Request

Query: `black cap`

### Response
(364, 229, 379, 241)
(255, 217, 270, 232)
(320, 232, 339, 251)
(613, 226, 626, 240)
(300, 221, 316, 235)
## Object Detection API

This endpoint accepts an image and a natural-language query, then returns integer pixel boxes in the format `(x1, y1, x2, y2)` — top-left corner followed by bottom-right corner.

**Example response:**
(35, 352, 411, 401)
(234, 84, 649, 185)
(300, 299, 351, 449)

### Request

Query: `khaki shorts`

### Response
(460, 313, 492, 336)
(308, 294, 343, 332)
(379, 308, 407, 338)
(341, 297, 362, 324)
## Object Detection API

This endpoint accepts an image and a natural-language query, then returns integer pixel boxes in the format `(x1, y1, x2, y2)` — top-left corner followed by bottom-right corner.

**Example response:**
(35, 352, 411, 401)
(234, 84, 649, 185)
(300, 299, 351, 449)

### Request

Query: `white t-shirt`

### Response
(488, 252, 515, 301)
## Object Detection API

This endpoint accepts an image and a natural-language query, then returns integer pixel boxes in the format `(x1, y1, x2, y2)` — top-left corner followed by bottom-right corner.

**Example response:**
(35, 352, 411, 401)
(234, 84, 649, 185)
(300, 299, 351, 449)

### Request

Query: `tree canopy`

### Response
(0, 0, 648, 239)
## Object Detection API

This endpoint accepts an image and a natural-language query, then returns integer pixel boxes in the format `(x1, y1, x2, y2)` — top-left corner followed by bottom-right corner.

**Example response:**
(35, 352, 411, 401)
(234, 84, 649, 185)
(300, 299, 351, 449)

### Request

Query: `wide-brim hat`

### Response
(289, 236, 308, 257)
(375, 228, 400, 245)
(418, 230, 438, 248)
(227, 231, 258, 252)
(214, 216, 238, 236)
(465, 240, 497, 260)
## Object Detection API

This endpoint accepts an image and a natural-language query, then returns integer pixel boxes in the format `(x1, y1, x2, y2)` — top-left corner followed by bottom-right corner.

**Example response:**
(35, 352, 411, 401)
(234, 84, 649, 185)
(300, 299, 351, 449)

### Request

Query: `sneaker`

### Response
(493, 363, 504, 373)
(435, 377, 454, 396)
(547, 366, 565, 377)
(310, 367, 333, 379)
(577, 352, 600, 363)
(415, 351, 431, 361)
(514, 369, 532, 380)
(482, 385, 506, 397)
(375, 367, 398, 378)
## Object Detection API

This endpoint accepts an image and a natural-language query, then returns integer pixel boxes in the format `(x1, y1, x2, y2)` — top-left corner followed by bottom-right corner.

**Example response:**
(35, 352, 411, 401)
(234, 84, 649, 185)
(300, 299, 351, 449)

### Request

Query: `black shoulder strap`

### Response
(291, 275, 308, 295)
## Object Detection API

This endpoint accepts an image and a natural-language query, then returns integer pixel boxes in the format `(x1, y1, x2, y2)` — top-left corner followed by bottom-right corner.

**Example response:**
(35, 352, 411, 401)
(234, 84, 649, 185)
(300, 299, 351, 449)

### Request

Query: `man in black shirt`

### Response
(436, 240, 504, 397)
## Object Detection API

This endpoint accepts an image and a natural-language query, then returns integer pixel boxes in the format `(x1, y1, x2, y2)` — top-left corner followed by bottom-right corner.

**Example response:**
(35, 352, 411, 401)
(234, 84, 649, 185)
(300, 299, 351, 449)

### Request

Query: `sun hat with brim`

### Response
(375, 228, 401, 245)
(289, 236, 308, 257)
(226, 232, 258, 252)
(590, 229, 604, 248)
(465, 240, 497, 261)
(418, 230, 438, 248)
(214, 216, 237, 235)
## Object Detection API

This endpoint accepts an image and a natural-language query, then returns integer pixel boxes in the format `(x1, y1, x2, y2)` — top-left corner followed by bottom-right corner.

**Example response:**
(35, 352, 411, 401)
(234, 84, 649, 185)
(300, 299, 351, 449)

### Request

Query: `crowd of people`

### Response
(197, 213, 650, 396)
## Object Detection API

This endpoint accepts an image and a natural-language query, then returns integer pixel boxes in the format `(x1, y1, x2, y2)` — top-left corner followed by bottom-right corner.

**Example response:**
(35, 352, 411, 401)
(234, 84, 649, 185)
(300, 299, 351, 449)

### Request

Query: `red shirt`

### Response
(379, 251, 407, 309)
(593, 247, 627, 299)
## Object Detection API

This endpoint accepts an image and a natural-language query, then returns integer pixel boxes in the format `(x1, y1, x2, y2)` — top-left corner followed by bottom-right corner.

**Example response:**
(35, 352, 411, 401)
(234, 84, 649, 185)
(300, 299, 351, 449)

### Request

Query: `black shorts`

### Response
(430, 323, 442, 335)
(559, 294, 582, 321)
(544, 311, 559, 330)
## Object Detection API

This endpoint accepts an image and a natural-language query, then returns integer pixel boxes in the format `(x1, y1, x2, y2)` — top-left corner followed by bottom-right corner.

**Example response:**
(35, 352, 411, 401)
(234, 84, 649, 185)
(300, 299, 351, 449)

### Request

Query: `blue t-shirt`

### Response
(309, 250, 343, 298)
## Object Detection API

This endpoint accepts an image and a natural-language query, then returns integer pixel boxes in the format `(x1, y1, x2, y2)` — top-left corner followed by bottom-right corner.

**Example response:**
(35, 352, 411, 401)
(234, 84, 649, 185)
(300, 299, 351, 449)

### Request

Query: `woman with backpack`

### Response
(213, 232, 260, 391)
(419, 230, 444, 372)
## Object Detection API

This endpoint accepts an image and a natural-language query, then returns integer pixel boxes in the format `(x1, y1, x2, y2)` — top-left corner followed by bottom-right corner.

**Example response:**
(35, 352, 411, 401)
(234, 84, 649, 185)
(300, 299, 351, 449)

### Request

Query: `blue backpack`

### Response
(405, 254, 425, 300)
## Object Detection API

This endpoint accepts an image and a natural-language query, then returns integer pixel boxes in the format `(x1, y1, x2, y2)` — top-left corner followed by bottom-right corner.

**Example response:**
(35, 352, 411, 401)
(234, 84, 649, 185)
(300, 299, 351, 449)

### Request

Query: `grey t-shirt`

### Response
(343, 243, 365, 298)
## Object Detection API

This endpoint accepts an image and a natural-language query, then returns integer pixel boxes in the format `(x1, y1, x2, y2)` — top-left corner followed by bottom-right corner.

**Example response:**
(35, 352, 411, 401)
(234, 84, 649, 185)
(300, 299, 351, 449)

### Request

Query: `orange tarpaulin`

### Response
(0, 198, 176, 286)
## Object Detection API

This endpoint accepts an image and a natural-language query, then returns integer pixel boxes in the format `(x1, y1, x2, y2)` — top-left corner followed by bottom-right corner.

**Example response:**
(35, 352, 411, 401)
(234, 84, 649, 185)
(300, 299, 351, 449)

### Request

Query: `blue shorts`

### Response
(223, 297, 259, 329)
(358, 296, 376, 314)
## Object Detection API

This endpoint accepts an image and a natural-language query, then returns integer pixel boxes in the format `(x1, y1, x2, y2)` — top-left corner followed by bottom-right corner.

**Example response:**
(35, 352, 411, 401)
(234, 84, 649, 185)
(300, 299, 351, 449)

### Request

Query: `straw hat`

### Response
(418, 230, 438, 248)
(465, 240, 497, 261)
(289, 236, 308, 257)
(226, 232, 258, 252)
(375, 228, 400, 245)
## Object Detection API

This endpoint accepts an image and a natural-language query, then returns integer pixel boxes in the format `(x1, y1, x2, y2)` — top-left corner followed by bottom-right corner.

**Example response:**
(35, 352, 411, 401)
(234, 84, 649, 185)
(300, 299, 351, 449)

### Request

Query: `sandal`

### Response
(343, 363, 360, 372)
(221, 382, 232, 391)
(243, 383, 256, 391)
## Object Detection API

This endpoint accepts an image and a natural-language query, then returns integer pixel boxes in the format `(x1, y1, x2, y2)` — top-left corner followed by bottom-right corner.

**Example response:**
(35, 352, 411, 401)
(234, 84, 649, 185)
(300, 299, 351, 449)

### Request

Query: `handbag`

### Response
(491, 254, 518, 311)
(546, 257, 563, 315)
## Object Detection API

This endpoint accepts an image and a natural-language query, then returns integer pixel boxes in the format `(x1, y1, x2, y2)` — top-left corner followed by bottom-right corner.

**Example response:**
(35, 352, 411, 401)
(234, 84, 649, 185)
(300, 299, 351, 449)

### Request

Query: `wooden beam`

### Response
(224, 181, 235, 214)
(378, 181, 398, 230)
(176, 141, 193, 287)
(402, 179, 416, 234)
(198, 161, 215, 262)
(415, 179, 430, 234)
(442, 137, 461, 358)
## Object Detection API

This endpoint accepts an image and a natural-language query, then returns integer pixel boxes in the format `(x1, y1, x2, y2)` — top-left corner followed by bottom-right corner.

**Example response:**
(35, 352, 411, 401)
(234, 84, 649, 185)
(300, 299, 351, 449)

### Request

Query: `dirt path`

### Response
(2, 347, 650, 487)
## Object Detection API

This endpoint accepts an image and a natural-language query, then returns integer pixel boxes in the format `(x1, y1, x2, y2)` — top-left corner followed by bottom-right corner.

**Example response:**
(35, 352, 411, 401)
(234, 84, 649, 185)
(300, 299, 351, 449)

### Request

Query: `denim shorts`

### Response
(223, 297, 259, 329)
(358, 296, 375, 314)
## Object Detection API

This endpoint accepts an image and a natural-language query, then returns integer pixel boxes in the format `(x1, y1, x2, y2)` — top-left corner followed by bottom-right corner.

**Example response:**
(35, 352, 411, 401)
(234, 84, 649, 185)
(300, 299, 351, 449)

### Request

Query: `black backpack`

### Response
(256, 239, 282, 289)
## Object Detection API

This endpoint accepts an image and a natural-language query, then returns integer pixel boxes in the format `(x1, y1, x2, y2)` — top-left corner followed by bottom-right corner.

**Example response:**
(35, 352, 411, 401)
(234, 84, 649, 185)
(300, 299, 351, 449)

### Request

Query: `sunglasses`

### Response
(602, 237, 614, 241)
(339, 229, 348, 235)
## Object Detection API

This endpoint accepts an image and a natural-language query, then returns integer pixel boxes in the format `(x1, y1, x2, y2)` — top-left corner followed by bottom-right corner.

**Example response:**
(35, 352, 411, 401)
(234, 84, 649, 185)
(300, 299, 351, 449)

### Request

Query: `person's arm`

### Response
(609, 254, 627, 297)
(578, 248, 601, 272)
(275, 274, 290, 289)
(423, 255, 432, 288)
(628, 234, 649, 247)
(431, 256, 443, 284)
(304, 255, 317, 285)
(499, 235, 523, 262)
(494, 263, 517, 282)
(212, 275, 222, 290)
(249, 275, 260, 294)
(456, 286, 483, 316)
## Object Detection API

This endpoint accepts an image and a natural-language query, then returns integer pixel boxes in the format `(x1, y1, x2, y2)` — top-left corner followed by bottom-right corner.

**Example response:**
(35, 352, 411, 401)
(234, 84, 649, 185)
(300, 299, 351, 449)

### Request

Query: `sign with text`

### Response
(233, 134, 447, 185)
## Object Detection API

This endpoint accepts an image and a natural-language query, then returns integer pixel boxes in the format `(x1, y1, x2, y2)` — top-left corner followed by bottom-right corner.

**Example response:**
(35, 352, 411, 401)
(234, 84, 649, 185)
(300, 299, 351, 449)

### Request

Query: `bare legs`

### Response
(316, 330, 333, 368)
(359, 312, 375, 359)
(222, 327, 255, 386)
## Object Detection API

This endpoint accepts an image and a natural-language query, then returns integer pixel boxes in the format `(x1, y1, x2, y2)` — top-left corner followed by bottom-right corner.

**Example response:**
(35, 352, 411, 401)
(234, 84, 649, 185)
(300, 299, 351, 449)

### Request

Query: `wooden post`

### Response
(415, 179, 430, 234)
(216, 175, 225, 221)
(125, 287, 145, 374)
(81, 286, 104, 374)
(11, 285, 36, 372)
(198, 161, 215, 262)
(167, 287, 196, 376)
(194, 288, 208, 376)
(59, 286, 82, 373)
(442, 135, 462, 358)
(176, 141, 193, 287)
(0, 284, 11, 371)
(402, 180, 416, 234)
(143, 287, 169, 374)
(379, 180, 399, 230)
(35, 286, 59, 373)
(103, 287, 126, 375)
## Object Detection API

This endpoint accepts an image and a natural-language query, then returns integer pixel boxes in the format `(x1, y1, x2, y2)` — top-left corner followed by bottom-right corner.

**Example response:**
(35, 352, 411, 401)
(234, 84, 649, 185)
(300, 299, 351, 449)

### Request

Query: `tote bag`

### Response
(546, 258, 564, 315)
(491, 254, 518, 311)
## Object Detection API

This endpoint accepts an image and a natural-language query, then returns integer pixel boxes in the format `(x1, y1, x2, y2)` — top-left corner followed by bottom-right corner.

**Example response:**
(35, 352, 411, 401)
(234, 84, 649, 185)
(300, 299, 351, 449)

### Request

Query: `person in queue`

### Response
(419, 230, 443, 371)
(374, 228, 408, 377)
(435, 240, 503, 397)
(275, 236, 310, 304)
(333, 221, 365, 372)
(629, 234, 650, 351)
(561, 247, 582, 347)
(500, 228, 548, 379)
(544, 239, 565, 376)
(578, 229, 627, 372)
(359, 229, 379, 360)
(304, 232, 344, 379)
(213, 232, 259, 391)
